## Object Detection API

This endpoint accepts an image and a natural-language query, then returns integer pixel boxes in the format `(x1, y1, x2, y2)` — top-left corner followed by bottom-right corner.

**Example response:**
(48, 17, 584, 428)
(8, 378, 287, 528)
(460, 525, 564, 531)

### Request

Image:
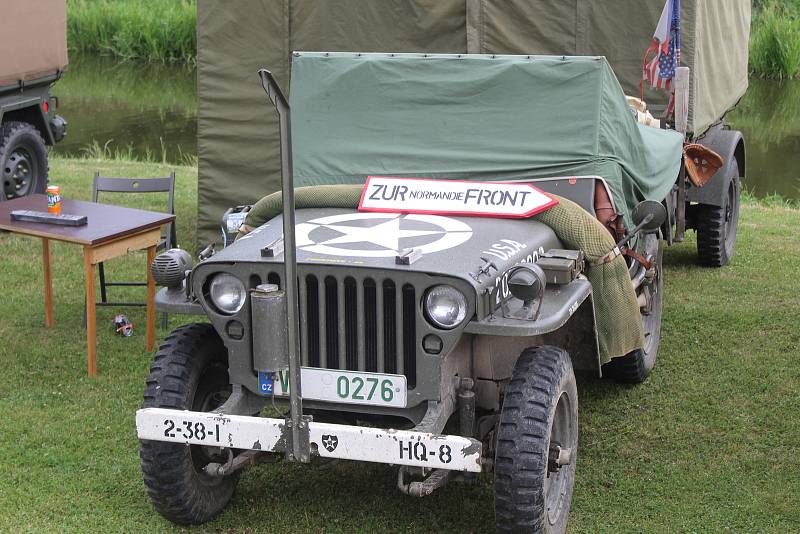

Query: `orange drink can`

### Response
(47, 185, 62, 214)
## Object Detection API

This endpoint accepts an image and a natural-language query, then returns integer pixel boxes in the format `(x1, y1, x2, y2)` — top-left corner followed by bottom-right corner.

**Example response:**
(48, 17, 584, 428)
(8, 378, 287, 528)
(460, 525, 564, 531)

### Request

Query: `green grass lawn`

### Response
(1, 157, 798, 533)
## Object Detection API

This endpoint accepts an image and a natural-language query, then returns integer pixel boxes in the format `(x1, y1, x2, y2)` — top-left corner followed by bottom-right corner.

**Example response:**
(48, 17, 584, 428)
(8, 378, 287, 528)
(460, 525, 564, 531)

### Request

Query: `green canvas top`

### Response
(290, 52, 682, 225)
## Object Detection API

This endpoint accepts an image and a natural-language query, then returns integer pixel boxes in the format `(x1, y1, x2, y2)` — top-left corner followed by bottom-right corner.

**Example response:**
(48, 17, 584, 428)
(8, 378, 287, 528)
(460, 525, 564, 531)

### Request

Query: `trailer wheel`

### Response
(603, 234, 663, 384)
(494, 346, 578, 534)
(0, 121, 48, 201)
(140, 323, 239, 525)
(696, 166, 740, 267)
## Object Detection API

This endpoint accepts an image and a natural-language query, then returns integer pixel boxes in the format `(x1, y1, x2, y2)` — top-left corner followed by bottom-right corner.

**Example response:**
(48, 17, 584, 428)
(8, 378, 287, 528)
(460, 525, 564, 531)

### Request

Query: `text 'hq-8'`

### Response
(136, 50, 745, 533)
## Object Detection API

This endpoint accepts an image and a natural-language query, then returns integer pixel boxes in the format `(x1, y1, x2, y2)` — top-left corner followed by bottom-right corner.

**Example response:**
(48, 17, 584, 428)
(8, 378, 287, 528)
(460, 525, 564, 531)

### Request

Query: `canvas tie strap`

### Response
(591, 246, 622, 267)
(591, 246, 652, 270)
(622, 247, 652, 270)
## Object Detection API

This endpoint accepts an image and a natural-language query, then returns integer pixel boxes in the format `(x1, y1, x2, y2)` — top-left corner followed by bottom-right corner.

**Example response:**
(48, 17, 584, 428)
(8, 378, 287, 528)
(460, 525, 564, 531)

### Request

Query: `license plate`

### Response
(260, 367, 407, 408)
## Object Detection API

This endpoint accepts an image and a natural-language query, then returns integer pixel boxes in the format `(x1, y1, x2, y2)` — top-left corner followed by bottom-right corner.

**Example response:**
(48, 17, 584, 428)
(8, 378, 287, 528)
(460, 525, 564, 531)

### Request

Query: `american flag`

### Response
(641, 0, 681, 104)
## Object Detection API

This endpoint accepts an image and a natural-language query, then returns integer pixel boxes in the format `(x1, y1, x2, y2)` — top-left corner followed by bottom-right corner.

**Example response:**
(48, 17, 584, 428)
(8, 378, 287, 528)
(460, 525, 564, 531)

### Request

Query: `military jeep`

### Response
(136, 53, 742, 532)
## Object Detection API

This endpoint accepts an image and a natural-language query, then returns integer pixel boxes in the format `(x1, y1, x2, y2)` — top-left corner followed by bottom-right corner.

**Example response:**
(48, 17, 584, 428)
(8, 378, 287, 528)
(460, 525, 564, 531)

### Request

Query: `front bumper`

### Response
(136, 408, 482, 473)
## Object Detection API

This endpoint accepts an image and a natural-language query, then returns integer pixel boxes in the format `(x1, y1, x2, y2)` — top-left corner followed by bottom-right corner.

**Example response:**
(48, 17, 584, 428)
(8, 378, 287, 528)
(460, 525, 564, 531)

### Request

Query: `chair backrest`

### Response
(92, 171, 177, 249)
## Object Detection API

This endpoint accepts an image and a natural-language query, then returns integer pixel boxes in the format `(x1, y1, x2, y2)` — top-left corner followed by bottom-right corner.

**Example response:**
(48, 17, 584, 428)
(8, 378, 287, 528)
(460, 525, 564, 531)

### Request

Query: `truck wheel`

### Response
(0, 121, 48, 201)
(602, 234, 663, 384)
(495, 346, 578, 534)
(139, 323, 239, 525)
(696, 166, 740, 267)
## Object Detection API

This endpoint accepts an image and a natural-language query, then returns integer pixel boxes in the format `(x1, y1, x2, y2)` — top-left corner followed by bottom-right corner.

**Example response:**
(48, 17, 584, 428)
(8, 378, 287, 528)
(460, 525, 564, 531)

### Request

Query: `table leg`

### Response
(146, 245, 156, 352)
(83, 248, 97, 377)
(42, 238, 54, 328)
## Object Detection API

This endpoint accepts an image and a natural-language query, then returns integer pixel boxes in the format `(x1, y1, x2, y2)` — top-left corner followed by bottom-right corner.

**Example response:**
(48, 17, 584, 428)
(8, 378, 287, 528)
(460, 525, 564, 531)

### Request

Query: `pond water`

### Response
(726, 78, 800, 201)
(53, 56, 799, 200)
(53, 55, 197, 164)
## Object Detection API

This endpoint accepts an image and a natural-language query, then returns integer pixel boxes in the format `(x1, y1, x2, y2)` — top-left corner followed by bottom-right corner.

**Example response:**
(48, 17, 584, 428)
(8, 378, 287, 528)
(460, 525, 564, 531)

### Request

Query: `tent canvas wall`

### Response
(196, 0, 750, 248)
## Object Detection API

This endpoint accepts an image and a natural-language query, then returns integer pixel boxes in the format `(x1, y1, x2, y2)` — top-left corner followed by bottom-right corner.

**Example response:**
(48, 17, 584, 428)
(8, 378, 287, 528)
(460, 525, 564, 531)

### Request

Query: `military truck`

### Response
(0, 1, 68, 201)
(135, 52, 744, 532)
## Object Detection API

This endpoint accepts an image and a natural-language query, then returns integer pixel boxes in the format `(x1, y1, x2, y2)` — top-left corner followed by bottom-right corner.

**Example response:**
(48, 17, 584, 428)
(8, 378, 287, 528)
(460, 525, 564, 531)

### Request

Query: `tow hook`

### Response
(204, 449, 277, 477)
(547, 443, 573, 472)
(397, 467, 454, 497)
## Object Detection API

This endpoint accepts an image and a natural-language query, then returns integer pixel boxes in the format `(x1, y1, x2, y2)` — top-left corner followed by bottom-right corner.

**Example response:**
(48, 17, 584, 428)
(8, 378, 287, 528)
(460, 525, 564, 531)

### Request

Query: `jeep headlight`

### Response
(208, 273, 246, 314)
(424, 285, 467, 329)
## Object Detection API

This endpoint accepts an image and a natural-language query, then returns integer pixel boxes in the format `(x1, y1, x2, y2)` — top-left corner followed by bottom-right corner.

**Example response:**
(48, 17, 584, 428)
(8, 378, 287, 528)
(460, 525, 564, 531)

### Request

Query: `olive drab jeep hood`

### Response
(211, 207, 561, 299)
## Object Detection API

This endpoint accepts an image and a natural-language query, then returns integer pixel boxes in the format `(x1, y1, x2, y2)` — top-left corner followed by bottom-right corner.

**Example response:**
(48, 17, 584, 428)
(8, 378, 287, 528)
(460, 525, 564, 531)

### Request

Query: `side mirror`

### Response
(631, 200, 667, 233)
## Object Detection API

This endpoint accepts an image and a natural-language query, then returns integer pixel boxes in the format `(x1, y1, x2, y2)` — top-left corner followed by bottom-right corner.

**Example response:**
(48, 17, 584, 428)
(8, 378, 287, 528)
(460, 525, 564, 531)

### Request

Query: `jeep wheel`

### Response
(140, 323, 238, 525)
(0, 122, 48, 201)
(603, 234, 663, 383)
(494, 346, 578, 534)
(696, 166, 740, 267)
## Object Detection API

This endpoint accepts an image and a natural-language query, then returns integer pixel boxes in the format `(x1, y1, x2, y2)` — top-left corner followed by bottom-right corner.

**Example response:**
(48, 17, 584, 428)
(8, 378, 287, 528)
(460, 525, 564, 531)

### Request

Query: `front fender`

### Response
(464, 278, 600, 373)
(0, 98, 56, 145)
(688, 125, 745, 207)
(154, 287, 204, 315)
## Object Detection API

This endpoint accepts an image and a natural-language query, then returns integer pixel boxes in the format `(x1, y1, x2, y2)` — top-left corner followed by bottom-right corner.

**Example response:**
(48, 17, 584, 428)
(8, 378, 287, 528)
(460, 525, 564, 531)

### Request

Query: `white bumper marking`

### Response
(136, 408, 482, 473)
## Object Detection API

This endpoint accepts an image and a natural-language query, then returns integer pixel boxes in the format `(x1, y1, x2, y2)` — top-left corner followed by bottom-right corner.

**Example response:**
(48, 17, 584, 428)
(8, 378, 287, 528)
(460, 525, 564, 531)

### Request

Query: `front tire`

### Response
(494, 346, 578, 534)
(0, 121, 48, 201)
(139, 323, 239, 525)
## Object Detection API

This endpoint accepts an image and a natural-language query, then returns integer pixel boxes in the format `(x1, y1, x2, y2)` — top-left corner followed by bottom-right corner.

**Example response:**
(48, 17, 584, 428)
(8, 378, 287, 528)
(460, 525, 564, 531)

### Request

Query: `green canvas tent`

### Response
(196, 0, 750, 248)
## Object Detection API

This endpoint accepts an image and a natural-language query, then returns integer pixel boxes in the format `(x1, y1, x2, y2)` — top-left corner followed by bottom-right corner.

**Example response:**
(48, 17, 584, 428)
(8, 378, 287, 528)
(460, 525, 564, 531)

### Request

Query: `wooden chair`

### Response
(90, 171, 177, 329)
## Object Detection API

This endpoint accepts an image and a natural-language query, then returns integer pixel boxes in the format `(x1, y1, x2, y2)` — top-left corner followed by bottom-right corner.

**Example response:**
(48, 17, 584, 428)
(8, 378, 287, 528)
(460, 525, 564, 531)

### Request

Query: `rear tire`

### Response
(696, 166, 740, 267)
(0, 121, 48, 201)
(494, 346, 578, 534)
(139, 323, 239, 525)
(603, 234, 663, 384)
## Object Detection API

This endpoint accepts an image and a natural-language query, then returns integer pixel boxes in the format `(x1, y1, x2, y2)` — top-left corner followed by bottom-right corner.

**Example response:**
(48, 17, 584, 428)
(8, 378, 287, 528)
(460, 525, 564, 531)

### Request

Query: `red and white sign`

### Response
(358, 176, 558, 218)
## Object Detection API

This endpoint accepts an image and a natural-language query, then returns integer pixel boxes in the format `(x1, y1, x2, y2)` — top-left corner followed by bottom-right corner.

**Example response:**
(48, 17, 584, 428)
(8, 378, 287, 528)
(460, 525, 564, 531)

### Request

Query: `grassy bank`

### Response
(751, 1, 800, 79)
(67, 0, 196, 63)
(1, 158, 798, 532)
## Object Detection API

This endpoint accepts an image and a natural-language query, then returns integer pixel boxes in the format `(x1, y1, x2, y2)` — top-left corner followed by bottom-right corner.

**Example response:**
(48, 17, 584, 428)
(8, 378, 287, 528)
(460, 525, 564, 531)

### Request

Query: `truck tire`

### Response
(0, 121, 48, 201)
(695, 166, 740, 267)
(140, 323, 239, 525)
(495, 346, 578, 534)
(602, 234, 664, 384)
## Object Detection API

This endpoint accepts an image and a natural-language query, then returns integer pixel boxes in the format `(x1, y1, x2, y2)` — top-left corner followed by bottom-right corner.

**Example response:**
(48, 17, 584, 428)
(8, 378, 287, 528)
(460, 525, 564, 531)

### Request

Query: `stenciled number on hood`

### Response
(493, 246, 545, 305)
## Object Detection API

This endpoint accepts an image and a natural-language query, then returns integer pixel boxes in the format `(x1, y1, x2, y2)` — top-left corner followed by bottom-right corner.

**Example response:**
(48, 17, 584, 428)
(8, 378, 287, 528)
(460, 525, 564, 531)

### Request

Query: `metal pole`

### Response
(258, 69, 305, 462)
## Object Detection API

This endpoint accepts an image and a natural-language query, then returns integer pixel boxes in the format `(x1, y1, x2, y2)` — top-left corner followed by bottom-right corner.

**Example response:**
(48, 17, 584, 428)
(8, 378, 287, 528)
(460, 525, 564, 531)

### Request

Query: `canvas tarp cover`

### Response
(290, 52, 683, 226)
(196, 0, 749, 248)
(0, 0, 68, 87)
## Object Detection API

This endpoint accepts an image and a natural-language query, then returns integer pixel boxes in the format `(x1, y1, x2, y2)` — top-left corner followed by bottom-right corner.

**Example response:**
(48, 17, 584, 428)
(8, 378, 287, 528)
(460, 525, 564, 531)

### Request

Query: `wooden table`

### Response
(0, 194, 175, 376)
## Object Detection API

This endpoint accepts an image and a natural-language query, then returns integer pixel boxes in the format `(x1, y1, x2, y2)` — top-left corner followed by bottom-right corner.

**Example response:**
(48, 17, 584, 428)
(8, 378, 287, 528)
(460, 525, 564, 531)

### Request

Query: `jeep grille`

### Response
(300, 273, 418, 389)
